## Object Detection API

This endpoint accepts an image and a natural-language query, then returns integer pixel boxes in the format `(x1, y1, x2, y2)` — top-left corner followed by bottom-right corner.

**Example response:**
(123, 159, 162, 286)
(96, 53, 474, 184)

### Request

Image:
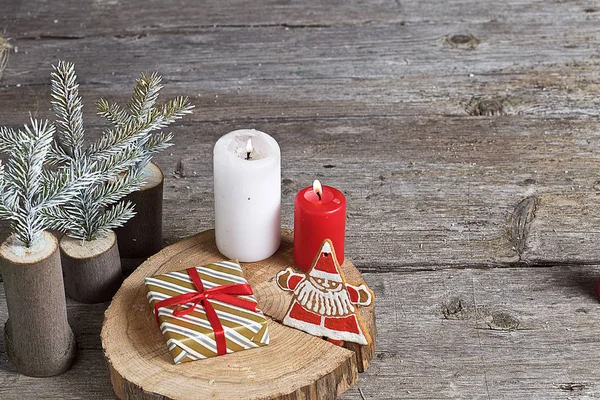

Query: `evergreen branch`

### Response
(47, 140, 73, 165)
(86, 109, 162, 160)
(128, 72, 162, 120)
(38, 63, 193, 242)
(40, 205, 78, 234)
(11, 213, 45, 246)
(92, 145, 141, 179)
(0, 126, 27, 153)
(6, 119, 54, 207)
(159, 96, 194, 125)
(51, 60, 85, 157)
(92, 200, 136, 239)
(0, 200, 12, 220)
(97, 98, 131, 127)
(89, 169, 144, 208)
(142, 131, 174, 155)
(0, 190, 20, 217)
(36, 166, 96, 209)
(0, 161, 11, 220)
(0, 117, 86, 246)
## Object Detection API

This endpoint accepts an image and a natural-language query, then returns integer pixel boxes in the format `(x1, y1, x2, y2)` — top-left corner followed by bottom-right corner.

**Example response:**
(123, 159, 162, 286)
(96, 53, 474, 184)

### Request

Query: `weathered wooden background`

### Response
(2, 0, 600, 398)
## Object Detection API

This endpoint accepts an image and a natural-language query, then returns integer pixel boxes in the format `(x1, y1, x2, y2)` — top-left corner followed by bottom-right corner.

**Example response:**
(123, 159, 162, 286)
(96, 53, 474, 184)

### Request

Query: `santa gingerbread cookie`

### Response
(276, 239, 374, 345)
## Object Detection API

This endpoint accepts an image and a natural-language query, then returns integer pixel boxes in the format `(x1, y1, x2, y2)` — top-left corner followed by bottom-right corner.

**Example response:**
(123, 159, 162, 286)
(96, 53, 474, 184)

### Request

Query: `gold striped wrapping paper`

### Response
(145, 260, 270, 364)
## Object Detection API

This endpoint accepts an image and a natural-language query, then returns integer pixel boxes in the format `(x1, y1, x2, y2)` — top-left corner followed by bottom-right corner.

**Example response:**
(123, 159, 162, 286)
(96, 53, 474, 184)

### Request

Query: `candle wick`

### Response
(317, 192, 322, 201)
(246, 151, 251, 160)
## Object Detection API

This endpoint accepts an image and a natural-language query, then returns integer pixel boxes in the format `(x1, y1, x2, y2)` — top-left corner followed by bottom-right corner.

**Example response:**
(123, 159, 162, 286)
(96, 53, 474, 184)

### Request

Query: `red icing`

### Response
(346, 285, 359, 303)
(288, 275, 304, 290)
(289, 302, 322, 325)
(313, 252, 340, 275)
(324, 314, 361, 334)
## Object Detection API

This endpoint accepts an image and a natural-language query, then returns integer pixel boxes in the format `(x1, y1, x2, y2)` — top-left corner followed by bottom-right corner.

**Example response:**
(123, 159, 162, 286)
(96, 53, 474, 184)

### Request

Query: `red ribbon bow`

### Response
(153, 267, 258, 356)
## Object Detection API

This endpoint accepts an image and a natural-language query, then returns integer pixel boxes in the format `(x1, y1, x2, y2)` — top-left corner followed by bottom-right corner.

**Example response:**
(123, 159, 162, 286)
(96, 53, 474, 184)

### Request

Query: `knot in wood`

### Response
(558, 383, 587, 391)
(445, 34, 479, 49)
(474, 99, 503, 116)
(450, 34, 472, 44)
(441, 296, 465, 319)
(487, 311, 520, 330)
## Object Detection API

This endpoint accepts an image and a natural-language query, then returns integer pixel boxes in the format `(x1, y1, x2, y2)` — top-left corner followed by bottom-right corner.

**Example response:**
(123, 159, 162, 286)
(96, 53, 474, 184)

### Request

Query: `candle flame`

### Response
(313, 180, 322, 200)
(245, 138, 253, 154)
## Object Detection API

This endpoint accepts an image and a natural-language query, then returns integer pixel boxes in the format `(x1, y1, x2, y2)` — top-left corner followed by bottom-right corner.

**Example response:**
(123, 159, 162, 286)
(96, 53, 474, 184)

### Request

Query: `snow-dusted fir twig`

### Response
(0, 119, 91, 247)
(94, 71, 194, 173)
(43, 61, 193, 241)
(42, 61, 142, 241)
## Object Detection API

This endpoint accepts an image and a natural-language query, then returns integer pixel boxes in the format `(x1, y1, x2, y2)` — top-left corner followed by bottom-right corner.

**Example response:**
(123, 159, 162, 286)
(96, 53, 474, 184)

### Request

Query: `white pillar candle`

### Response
(213, 129, 281, 262)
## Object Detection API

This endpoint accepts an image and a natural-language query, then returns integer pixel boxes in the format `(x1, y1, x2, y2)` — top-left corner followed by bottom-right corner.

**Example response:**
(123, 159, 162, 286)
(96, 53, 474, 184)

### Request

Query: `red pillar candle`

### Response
(294, 180, 346, 271)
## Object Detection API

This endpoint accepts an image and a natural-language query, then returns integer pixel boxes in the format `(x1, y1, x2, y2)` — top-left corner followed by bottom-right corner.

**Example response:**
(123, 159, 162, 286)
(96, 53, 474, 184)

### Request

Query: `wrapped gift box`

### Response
(145, 260, 270, 364)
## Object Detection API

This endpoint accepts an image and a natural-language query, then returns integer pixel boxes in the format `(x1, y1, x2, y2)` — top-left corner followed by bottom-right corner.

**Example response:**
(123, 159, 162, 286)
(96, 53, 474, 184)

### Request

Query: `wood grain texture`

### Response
(4, 266, 600, 398)
(101, 229, 374, 400)
(115, 162, 164, 272)
(6, 116, 600, 271)
(1, 232, 76, 377)
(60, 230, 123, 304)
(1, 0, 600, 397)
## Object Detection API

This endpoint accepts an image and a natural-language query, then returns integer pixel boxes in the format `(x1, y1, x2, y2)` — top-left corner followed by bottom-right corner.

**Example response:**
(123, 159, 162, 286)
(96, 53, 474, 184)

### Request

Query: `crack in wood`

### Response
(16, 35, 85, 41)
(471, 277, 492, 400)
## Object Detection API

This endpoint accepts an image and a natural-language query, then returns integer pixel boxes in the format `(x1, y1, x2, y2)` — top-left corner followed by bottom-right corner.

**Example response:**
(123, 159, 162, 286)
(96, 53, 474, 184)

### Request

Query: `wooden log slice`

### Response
(1, 231, 77, 377)
(115, 162, 164, 273)
(60, 230, 123, 304)
(102, 229, 375, 400)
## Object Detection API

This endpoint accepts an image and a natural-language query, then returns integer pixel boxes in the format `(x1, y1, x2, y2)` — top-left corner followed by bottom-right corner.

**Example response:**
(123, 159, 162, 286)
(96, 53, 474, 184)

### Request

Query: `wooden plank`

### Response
(57, 117, 600, 269)
(0, 25, 598, 119)
(2, 0, 597, 38)
(4, 266, 600, 399)
(0, 349, 114, 400)
(1, 115, 597, 270)
(0, 2, 599, 122)
(2, 0, 405, 37)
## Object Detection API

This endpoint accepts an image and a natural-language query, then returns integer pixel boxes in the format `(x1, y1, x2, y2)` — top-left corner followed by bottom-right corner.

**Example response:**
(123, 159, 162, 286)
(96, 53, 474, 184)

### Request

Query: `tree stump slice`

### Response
(102, 229, 375, 400)
(60, 230, 123, 304)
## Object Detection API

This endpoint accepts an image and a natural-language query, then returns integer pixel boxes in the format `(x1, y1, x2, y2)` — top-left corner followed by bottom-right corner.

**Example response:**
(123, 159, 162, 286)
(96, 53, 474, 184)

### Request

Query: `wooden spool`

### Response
(102, 229, 375, 400)
(115, 162, 164, 273)
(1, 231, 77, 377)
(60, 230, 123, 304)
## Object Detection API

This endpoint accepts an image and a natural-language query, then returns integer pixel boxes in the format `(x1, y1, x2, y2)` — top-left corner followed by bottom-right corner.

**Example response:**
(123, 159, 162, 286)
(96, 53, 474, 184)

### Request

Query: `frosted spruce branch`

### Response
(0, 119, 91, 247)
(95, 72, 194, 173)
(43, 61, 193, 241)
(43, 61, 145, 241)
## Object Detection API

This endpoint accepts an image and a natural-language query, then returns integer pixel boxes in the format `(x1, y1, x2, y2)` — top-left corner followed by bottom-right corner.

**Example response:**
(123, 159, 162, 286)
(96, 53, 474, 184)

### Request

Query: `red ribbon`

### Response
(153, 267, 258, 356)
